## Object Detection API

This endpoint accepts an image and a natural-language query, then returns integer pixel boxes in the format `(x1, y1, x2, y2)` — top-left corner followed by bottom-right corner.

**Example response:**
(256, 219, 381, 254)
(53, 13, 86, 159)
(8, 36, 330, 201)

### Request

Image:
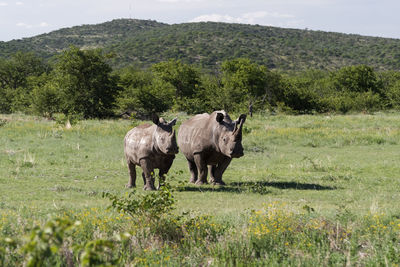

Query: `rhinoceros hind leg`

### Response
(126, 161, 136, 188)
(194, 154, 208, 184)
(188, 160, 198, 184)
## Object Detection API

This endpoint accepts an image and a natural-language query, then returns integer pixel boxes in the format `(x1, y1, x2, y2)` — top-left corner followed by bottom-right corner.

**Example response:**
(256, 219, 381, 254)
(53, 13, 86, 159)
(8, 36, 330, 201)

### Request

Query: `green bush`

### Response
(31, 82, 61, 118)
(281, 80, 321, 113)
(22, 218, 74, 267)
(0, 87, 13, 113)
(103, 181, 175, 223)
(321, 91, 382, 113)
(115, 69, 175, 116)
(386, 80, 400, 109)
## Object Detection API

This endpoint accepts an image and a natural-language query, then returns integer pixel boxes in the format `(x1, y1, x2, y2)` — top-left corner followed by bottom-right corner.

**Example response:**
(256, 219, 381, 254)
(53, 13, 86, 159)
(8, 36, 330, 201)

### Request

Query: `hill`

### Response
(1, 18, 400, 71)
(0, 19, 167, 60)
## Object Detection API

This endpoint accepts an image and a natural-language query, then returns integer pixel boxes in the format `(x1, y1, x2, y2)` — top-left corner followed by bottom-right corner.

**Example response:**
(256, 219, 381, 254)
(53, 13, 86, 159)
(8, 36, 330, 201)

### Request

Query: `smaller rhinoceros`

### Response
(178, 110, 246, 185)
(124, 115, 178, 190)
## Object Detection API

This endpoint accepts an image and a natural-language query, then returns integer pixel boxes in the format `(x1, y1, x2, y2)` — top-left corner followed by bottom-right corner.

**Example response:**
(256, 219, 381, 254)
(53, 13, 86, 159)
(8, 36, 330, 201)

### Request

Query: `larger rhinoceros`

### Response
(124, 115, 178, 190)
(178, 110, 246, 185)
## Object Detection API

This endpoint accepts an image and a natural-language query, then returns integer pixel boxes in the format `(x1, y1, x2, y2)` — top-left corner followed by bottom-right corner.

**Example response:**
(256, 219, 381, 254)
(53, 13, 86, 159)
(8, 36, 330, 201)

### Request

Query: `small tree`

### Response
(221, 58, 272, 115)
(31, 79, 61, 118)
(152, 59, 201, 111)
(53, 46, 120, 118)
(115, 66, 174, 116)
(0, 52, 48, 113)
(332, 65, 382, 94)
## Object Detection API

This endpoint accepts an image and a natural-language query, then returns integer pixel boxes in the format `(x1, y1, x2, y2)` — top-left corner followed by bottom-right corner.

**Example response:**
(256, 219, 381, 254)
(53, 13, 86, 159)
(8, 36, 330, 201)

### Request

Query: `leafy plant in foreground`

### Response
(75, 239, 116, 267)
(21, 218, 74, 267)
(103, 181, 175, 223)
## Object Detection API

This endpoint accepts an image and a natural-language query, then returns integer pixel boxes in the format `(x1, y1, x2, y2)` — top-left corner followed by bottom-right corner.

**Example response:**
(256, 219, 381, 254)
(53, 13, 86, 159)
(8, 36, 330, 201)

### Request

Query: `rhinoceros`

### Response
(124, 115, 178, 190)
(177, 111, 246, 185)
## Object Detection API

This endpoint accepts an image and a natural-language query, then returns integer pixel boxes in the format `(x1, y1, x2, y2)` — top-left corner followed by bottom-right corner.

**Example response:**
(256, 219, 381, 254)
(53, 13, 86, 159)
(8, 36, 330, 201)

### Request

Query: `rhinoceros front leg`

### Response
(141, 172, 146, 187)
(188, 160, 198, 184)
(194, 154, 208, 185)
(140, 159, 156, 190)
(158, 157, 174, 189)
(126, 161, 136, 188)
(208, 165, 216, 183)
(212, 158, 232, 185)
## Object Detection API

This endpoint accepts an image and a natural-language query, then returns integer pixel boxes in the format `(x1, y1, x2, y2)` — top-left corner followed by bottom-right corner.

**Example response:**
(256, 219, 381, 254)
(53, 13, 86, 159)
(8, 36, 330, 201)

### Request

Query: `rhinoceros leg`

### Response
(141, 172, 146, 186)
(140, 159, 156, 190)
(158, 157, 174, 188)
(188, 160, 198, 184)
(208, 165, 216, 184)
(126, 161, 136, 188)
(212, 158, 232, 185)
(194, 154, 208, 185)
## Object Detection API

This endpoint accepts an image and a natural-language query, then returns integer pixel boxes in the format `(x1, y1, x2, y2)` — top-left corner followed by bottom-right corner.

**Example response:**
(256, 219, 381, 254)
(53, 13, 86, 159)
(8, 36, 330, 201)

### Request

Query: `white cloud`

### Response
(16, 22, 49, 29)
(190, 11, 295, 25)
(190, 14, 239, 23)
(16, 1, 24, 5)
(0, 2, 8, 6)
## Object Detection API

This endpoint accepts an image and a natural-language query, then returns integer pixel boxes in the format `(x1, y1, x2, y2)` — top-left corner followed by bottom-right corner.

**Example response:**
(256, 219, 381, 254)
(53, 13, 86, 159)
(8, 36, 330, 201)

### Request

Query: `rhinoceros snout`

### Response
(166, 147, 179, 155)
(230, 146, 244, 158)
(231, 151, 244, 158)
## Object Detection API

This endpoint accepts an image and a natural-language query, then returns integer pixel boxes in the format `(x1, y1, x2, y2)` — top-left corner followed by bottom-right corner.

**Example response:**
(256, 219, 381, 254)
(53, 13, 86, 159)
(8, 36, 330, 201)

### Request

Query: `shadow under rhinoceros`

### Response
(175, 180, 335, 194)
(230, 181, 336, 191)
(175, 185, 249, 194)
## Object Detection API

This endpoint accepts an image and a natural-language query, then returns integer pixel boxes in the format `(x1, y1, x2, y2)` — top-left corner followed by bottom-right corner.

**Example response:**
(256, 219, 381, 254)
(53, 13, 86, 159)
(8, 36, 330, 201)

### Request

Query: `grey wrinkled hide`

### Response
(124, 115, 178, 190)
(178, 110, 246, 185)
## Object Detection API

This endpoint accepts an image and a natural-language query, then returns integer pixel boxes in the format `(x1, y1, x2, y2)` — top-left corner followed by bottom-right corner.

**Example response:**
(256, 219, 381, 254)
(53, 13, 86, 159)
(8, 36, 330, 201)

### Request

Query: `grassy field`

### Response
(1, 112, 400, 266)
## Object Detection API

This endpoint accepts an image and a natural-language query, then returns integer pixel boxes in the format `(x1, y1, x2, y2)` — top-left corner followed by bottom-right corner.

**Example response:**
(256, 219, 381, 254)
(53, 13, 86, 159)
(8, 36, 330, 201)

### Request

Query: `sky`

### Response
(1, 0, 400, 42)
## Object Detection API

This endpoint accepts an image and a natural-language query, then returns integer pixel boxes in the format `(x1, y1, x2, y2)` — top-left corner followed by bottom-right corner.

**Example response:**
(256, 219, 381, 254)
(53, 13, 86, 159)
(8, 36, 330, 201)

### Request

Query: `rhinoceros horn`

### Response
(169, 117, 177, 126)
(152, 114, 160, 125)
(233, 114, 246, 140)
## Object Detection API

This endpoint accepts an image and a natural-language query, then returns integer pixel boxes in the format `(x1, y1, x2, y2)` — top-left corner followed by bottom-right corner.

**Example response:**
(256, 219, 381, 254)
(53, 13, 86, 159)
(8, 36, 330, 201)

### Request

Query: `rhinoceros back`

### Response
(178, 112, 221, 158)
(124, 124, 155, 164)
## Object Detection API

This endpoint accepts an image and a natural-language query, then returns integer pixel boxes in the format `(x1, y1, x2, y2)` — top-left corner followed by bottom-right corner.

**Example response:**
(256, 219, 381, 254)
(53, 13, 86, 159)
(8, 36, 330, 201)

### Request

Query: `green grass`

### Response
(1, 112, 400, 265)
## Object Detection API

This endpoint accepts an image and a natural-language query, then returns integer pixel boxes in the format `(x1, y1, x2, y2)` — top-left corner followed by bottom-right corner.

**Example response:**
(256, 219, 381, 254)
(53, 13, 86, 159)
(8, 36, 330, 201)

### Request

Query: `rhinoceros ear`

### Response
(216, 112, 224, 123)
(152, 114, 159, 125)
(169, 117, 177, 126)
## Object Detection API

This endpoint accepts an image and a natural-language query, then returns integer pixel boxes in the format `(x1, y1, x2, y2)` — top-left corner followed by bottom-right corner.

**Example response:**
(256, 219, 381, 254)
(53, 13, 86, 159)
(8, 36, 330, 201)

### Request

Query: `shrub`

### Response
(31, 82, 61, 118)
(103, 181, 175, 223)
(22, 218, 74, 267)
(386, 80, 400, 109)
(321, 91, 382, 113)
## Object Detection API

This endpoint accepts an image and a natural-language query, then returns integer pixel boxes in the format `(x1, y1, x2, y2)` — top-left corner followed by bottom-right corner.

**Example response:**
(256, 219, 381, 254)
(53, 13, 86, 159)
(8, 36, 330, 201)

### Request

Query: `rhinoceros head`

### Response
(152, 114, 179, 155)
(216, 112, 247, 158)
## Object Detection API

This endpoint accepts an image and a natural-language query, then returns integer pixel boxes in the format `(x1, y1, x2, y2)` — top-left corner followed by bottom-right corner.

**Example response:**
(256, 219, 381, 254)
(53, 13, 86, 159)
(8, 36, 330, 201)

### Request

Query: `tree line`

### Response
(1, 46, 400, 119)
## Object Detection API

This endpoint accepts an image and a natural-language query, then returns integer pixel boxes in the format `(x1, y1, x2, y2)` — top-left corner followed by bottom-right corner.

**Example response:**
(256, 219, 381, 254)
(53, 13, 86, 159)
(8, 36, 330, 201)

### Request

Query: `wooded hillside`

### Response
(1, 19, 400, 71)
